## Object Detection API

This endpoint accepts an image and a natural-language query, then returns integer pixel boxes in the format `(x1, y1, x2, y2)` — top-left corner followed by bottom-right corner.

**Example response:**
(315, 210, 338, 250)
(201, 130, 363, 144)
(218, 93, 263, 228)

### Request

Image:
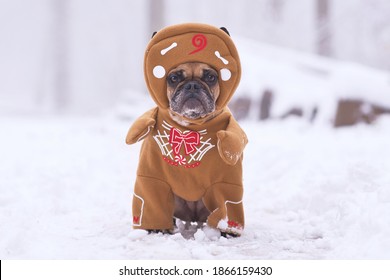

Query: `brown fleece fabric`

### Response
(126, 23, 247, 235)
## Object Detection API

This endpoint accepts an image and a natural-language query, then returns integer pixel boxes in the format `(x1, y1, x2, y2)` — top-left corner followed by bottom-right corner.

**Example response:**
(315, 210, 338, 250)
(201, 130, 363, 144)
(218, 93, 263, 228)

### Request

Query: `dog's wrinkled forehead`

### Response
(144, 23, 241, 110)
(168, 63, 216, 79)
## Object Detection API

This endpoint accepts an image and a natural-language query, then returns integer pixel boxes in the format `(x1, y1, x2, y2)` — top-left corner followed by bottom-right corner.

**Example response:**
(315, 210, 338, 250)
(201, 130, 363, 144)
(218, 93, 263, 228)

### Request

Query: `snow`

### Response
(1, 113, 390, 259)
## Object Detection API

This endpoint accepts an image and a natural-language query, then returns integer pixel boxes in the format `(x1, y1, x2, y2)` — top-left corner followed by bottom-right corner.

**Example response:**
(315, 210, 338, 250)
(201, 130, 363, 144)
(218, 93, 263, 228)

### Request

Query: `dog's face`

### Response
(167, 62, 220, 119)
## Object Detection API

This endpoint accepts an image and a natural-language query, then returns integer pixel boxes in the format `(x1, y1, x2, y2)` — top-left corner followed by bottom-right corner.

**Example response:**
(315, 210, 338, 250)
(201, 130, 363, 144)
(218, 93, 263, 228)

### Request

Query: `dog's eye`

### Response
(169, 75, 178, 83)
(204, 73, 217, 84)
(168, 73, 182, 85)
(207, 74, 216, 82)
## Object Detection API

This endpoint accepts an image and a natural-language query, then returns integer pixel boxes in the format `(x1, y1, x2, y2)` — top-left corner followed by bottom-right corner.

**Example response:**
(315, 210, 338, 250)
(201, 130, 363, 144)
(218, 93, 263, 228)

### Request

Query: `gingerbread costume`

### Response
(126, 23, 247, 235)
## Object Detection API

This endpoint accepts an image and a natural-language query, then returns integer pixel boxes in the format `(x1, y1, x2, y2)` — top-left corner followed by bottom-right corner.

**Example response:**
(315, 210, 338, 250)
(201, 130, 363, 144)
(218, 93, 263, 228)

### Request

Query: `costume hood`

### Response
(144, 23, 241, 110)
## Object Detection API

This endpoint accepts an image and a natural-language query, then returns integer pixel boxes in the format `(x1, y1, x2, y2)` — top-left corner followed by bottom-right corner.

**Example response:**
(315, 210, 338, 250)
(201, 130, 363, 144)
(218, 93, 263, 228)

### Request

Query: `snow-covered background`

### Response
(1, 0, 390, 260)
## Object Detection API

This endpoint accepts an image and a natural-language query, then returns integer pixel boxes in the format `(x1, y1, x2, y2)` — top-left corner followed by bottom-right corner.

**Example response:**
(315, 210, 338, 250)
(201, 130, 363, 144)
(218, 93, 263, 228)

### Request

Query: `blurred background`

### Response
(0, 0, 389, 125)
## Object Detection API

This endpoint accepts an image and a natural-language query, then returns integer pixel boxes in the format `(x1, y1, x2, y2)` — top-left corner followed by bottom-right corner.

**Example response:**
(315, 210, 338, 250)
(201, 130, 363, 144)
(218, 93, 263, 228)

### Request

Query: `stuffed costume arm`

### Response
(217, 115, 248, 166)
(125, 107, 158, 145)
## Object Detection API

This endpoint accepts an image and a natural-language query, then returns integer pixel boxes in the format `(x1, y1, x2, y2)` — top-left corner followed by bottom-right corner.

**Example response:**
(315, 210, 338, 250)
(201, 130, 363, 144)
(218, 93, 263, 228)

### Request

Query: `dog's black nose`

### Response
(184, 82, 201, 92)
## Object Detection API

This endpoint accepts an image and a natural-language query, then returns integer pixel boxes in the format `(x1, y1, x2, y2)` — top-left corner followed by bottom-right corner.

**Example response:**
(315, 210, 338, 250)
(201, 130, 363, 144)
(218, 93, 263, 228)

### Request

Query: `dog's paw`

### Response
(220, 231, 241, 238)
(216, 130, 245, 165)
(146, 229, 174, 235)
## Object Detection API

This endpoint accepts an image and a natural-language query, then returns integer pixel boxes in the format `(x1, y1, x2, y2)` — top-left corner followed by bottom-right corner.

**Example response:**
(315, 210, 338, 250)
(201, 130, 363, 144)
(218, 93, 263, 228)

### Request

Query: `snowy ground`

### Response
(1, 113, 390, 259)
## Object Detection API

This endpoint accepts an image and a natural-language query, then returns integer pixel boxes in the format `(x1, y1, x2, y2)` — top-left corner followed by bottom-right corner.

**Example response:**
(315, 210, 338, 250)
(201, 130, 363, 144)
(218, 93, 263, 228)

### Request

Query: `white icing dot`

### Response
(153, 65, 166, 79)
(220, 68, 231, 81)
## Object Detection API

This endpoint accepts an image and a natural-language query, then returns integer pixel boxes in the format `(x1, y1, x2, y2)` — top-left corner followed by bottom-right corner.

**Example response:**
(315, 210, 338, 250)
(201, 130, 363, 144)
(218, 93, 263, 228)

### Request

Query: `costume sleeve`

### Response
(216, 115, 248, 165)
(125, 107, 158, 145)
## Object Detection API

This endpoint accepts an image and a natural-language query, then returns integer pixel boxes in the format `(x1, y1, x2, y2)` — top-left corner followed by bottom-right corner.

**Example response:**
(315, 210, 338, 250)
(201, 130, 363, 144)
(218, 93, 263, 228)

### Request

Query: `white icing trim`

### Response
(137, 126, 152, 142)
(225, 199, 243, 210)
(132, 193, 145, 227)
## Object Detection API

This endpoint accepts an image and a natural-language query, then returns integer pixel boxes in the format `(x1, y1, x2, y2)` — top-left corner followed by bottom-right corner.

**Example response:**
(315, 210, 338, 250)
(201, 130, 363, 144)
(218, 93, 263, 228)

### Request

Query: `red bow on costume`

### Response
(169, 128, 200, 155)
